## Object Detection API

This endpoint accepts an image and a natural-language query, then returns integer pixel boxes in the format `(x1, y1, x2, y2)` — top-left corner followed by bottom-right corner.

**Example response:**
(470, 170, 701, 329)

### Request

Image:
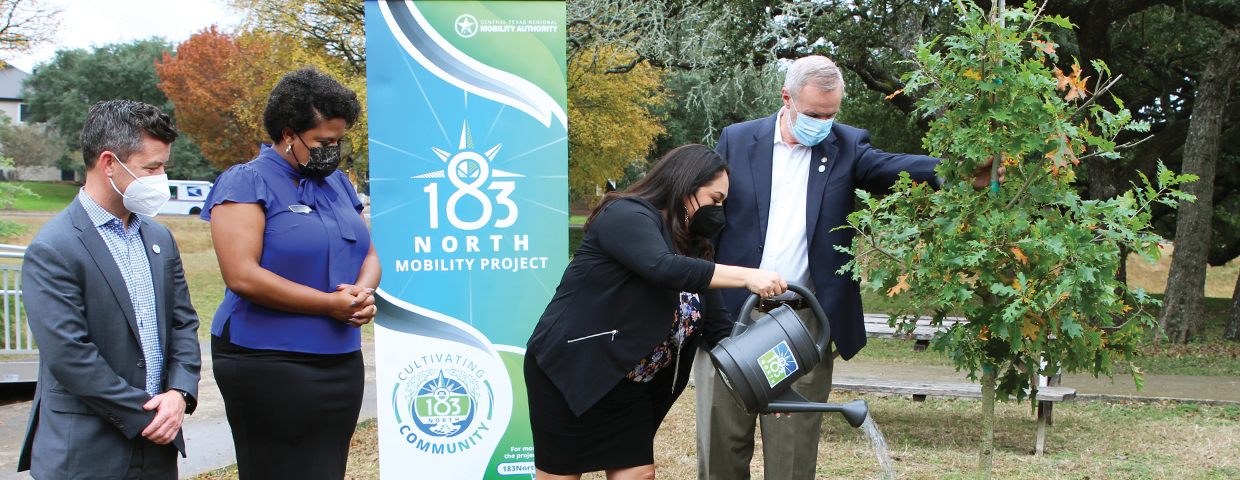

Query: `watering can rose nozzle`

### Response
(708, 282, 870, 428)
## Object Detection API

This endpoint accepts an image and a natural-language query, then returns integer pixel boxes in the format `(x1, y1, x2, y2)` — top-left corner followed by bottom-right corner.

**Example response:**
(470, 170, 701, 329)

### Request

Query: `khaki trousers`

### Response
(695, 307, 834, 480)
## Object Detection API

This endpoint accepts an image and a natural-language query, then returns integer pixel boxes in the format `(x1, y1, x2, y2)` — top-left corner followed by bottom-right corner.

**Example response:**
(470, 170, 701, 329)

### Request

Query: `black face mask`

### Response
(294, 134, 342, 179)
(689, 204, 726, 238)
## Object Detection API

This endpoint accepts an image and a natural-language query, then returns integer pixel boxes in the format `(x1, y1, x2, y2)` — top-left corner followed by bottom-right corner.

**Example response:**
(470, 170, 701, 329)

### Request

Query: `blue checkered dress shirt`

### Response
(79, 191, 163, 397)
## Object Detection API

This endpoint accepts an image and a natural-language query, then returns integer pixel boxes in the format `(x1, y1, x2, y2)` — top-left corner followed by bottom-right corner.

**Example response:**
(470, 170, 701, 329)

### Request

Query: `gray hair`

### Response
(783, 56, 845, 98)
(80, 100, 178, 169)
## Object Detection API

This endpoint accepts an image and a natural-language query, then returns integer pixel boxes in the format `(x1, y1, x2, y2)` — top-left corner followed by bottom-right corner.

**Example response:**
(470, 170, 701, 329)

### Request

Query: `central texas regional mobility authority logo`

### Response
(393, 352, 495, 455)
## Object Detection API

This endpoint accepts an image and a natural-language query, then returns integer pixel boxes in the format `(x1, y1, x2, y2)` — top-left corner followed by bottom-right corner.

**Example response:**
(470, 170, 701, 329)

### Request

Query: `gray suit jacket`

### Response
(17, 198, 201, 478)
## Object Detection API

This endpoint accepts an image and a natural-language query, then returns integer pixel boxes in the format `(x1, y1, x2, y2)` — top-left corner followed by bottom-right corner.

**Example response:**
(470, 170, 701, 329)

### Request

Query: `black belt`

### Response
(758, 298, 808, 313)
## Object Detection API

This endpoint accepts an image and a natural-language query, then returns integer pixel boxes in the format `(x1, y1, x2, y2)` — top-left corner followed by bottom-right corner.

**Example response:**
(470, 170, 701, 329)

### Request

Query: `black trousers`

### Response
(212, 326, 364, 480)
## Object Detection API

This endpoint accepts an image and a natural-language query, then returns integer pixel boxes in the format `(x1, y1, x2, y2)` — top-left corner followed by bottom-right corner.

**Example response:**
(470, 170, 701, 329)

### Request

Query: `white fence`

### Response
(0, 244, 37, 383)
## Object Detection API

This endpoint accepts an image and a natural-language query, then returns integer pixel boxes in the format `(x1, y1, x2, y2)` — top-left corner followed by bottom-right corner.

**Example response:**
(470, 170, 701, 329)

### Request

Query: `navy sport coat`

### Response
(713, 112, 940, 360)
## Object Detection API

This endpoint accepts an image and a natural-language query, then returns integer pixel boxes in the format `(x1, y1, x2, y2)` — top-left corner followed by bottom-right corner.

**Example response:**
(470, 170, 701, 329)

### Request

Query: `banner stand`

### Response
(366, 1, 568, 477)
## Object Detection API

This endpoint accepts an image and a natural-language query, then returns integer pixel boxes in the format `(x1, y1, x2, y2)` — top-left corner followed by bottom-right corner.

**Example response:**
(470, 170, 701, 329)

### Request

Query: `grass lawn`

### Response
(192, 392, 1240, 480)
(8, 182, 79, 212)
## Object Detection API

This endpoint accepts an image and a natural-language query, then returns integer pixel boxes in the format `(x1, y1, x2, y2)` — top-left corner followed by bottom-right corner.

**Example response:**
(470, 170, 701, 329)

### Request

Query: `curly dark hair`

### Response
(262, 66, 361, 142)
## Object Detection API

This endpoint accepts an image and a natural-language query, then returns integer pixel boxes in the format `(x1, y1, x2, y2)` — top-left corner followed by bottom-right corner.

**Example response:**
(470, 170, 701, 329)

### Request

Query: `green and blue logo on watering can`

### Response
(758, 340, 799, 387)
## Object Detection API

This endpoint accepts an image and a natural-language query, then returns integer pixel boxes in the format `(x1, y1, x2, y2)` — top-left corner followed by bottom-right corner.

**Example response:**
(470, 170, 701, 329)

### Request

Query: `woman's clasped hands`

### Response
(331, 284, 377, 328)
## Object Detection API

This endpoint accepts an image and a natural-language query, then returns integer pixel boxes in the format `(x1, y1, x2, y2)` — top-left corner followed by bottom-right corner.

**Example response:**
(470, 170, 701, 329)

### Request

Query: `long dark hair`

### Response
(585, 144, 730, 260)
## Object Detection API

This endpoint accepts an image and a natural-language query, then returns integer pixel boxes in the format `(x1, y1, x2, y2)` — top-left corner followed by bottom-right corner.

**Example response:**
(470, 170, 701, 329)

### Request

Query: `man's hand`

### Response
(969, 157, 1007, 189)
(141, 391, 186, 445)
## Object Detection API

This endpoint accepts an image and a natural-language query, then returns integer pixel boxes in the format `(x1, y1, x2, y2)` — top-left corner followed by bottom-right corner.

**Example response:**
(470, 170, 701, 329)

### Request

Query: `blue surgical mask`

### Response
(788, 101, 834, 146)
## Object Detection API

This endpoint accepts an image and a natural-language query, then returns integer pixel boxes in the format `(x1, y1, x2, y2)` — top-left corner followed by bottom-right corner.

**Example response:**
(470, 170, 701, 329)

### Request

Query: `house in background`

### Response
(0, 65, 76, 182)
(0, 66, 28, 124)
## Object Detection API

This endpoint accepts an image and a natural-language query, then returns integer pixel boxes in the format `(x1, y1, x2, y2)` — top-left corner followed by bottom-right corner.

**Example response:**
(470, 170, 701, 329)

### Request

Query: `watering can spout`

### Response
(760, 390, 869, 428)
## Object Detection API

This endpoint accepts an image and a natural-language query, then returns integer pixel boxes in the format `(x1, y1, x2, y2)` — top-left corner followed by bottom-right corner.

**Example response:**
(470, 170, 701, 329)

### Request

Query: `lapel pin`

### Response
(818, 165, 826, 173)
(821, 157, 828, 163)
(152, 244, 161, 254)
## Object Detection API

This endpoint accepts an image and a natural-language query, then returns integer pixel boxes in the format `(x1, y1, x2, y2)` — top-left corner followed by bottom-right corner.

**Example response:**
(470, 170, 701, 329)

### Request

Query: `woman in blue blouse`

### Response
(201, 67, 380, 480)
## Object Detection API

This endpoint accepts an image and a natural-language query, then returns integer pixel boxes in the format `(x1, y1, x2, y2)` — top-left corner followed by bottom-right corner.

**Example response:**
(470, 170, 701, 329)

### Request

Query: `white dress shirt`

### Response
(759, 108, 814, 299)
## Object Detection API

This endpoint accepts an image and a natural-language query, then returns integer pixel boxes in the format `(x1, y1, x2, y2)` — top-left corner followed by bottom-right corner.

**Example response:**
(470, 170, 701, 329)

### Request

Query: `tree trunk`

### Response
(979, 368, 997, 478)
(1157, 29, 1240, 343)
(1226, 271, 1240, 341)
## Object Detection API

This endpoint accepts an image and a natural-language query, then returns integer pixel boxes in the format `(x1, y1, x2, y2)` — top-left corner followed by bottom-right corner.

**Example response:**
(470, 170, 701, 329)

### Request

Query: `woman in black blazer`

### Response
(525, 145, 787, 480)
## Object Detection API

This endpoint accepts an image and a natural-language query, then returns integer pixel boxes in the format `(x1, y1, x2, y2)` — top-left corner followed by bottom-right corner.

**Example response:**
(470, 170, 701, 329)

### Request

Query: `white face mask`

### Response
(109, 154, 170, 217)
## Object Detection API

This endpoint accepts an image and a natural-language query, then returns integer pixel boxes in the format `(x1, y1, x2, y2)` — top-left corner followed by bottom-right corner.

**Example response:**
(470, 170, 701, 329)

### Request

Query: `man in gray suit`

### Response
(18, 100, 201, 479)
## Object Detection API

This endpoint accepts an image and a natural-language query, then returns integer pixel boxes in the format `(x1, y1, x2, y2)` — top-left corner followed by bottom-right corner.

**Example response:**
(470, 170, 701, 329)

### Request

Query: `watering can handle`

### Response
(735, 282, 832, 356)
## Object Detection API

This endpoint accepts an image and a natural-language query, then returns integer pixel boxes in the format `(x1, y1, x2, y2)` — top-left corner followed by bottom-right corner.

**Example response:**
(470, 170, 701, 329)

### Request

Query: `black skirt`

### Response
(212, 323, 364, 480)
(524, 350, 688, 475)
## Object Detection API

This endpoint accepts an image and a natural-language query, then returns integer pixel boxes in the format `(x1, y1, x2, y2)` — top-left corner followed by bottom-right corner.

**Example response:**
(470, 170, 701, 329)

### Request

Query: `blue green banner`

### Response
(366, 0, 567, 477)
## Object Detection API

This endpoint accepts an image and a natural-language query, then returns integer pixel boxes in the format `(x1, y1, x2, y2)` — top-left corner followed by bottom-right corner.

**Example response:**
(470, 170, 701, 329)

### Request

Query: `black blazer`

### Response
(527, 197, 733, 416)
(714, 114, 940, 361)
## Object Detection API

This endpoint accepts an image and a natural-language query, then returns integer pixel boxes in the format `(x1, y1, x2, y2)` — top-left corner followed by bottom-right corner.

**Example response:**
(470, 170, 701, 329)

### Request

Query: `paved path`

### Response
(0, 342, 377, 479)
(832, 361, 1240, 403)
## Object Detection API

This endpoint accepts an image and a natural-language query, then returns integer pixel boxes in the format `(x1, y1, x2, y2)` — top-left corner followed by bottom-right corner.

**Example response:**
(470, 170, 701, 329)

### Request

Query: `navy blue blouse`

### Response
(200, 144, 371, 354)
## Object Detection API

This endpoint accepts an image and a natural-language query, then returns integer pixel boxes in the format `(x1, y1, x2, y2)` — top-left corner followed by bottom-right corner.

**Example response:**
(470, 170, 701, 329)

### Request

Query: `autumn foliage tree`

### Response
(156, 26, 266, 169)
(568, 46, 665, 201)
(841, 2, 1195, 475)
(156, 26, 367, 180)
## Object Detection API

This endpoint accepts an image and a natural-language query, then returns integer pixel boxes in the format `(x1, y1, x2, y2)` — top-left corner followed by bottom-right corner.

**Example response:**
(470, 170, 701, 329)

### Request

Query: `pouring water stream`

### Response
(860, 415, 897, 479)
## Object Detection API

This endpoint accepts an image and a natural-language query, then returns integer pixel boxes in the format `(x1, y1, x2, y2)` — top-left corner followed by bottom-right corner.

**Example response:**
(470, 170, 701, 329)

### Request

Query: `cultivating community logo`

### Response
(392, 351, 496, 455)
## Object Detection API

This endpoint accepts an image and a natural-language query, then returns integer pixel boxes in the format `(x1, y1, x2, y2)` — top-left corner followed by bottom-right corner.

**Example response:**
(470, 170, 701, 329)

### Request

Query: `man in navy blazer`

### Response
(695, 56, 997, 479)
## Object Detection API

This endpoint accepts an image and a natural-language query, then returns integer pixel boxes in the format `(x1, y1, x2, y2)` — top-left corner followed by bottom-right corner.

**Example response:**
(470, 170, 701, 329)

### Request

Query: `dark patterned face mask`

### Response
(296, 134, 342, 178)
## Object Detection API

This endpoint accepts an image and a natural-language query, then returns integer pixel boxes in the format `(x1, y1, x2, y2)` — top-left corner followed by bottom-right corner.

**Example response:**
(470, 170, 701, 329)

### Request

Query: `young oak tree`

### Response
(839, 1, 1196, 475)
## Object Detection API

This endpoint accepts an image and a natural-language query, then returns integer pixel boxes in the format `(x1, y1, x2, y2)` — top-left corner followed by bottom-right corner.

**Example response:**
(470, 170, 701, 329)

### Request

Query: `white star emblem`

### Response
(455, 15, 477, 38)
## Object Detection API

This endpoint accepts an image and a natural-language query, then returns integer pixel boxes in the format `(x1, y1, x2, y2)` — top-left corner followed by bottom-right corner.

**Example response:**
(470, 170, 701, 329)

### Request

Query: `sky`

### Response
(6, 0, 243, 73)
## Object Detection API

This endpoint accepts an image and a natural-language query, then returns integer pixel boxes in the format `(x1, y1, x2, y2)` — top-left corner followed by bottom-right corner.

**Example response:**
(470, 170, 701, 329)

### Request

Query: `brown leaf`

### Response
(887, 274, 910, 297)
(1011, 247, 1029, 264)
(1063, 63, 1092, 102)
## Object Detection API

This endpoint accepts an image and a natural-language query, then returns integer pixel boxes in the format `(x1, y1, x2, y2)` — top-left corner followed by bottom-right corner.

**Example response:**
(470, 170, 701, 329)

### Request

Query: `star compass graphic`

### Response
(413, 121, 524, 230)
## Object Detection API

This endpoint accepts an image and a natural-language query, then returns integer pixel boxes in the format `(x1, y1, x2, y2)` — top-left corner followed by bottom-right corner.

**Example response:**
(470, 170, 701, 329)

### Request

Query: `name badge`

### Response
(289, 205, 312, 214)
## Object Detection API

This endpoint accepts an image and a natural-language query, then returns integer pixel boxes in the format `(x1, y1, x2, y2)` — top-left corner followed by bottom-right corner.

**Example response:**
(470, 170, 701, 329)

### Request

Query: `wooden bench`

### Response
(863, 314, 967, 351)
(832, 376, 1075, 455)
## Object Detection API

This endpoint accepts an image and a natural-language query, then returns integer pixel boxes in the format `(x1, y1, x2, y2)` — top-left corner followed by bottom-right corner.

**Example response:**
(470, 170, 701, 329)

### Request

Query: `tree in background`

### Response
(223, 0, 368, 191)
(20, 39, 219, 180)
(567, 46, 665, 202)
(1155, 29, 1240, 343)
(842, 2, 1193, 474)
(0, 0, 61, 60)
(0, 121, 64, 177)
(226, 0, 363, 76)
(155, 26, 266, 169)
(156, 26, 367, 188)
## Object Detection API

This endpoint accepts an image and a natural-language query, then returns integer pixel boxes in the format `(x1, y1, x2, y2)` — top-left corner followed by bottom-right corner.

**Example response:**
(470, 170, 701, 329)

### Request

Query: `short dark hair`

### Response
(262, 66, 361, 143)
(585, 144, 731, 259)
(80, 100, 178, 169)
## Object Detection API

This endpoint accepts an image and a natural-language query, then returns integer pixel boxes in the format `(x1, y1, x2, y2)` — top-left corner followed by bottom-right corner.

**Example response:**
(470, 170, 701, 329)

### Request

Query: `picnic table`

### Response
(862, 313, 967, 351)
(855, 313, 1073, 455)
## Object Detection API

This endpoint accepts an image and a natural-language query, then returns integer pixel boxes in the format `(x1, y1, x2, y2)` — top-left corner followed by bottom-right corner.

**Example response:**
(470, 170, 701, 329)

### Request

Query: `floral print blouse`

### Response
(626, 292, 702, 382)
